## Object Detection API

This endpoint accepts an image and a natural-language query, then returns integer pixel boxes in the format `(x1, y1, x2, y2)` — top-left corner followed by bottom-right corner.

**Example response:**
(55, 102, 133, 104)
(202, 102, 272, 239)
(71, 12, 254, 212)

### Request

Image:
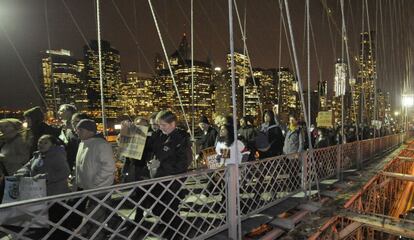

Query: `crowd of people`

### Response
(0, 104, 399, 239)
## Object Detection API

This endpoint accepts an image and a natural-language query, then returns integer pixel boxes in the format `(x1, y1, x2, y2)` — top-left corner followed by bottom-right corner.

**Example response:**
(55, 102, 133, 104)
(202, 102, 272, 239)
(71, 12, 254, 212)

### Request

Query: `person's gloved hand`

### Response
(32, 174, 47, 181)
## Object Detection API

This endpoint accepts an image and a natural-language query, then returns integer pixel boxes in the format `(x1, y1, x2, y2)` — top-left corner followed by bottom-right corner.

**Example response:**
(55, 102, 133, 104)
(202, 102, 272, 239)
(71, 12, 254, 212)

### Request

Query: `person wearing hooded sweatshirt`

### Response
(15, 134, 70, 196)
(259, 110, 284, 159)
(23, 106, 60, 155)
(75, 119, 115, 239)
(15, 134, 70, 240)
(283, 115, 305, 154)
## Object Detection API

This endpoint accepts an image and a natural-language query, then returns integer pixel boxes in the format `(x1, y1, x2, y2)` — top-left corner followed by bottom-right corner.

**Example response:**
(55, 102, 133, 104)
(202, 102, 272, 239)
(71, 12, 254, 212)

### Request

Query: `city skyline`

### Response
(1, 0, 412, 110)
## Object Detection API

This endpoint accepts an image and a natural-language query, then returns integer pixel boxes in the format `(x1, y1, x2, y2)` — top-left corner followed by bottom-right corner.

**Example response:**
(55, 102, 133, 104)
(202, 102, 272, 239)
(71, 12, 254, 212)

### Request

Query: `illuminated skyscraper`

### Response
(278, 67, 298, 122)
(213, 67, 232, 117)
(318, 80, 328, 110)
(225, 52, 251, 118)
(120, 72, 154, 117)
(40, 49, 87, 118)
(357, 31, 376, 124)
(84, 40, 122, 120)
(253, 68, 278, 119)
(334, 58, 348, 97)
(152, 34, 214, 121)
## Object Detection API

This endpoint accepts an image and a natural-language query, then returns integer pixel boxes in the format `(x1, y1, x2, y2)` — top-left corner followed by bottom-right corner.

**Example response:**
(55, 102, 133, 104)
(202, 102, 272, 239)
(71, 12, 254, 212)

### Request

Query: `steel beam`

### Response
(397, 156, 414, 161)
(338, 222, 363, 239)
(341, 211, 414, 239)
(381, 171, 414, 182)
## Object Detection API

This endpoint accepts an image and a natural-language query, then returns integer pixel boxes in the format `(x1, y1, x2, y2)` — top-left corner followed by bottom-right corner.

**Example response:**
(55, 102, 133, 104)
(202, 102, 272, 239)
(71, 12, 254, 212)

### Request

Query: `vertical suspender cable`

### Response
(44, 0, 58, 118)
(227, 0, 241, 239)
(96, 0, 107, 136)
(283, 0, 313, 150)
(148, 0, 192, 137)
(340, 0, 359, 141)
(340, 0, 345, 144)
(191, 0, 195, 158)
(306, 0, 311, 130)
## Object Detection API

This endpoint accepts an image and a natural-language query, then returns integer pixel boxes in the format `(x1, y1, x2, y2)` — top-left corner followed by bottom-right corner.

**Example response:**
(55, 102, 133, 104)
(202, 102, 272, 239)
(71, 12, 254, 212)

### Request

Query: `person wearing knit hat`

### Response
(76, 119, 97, 135)
(75, 119, 115, 239)
(197, 115, 217, 152)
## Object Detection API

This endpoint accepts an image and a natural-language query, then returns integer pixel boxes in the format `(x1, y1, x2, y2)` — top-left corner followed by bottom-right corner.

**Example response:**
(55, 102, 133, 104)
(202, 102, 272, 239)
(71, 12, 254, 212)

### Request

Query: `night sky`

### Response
(0, 0, 412, 110)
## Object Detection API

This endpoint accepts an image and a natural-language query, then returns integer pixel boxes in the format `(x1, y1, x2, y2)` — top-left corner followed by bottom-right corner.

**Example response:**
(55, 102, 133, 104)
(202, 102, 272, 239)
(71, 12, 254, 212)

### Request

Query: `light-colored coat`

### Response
(283, 128, 304, 155)
(0, 135, 30, 176)
(75, 136, 115, 190)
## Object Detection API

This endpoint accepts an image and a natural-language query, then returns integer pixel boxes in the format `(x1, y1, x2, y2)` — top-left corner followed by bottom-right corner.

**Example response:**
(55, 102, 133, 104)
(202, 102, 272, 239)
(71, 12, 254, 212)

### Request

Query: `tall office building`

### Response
(84, 40, 122, 120)
(212, 67, 232, 117)
(174, 60, 213, 121)
(278, 67, 299, 122)
(152, 34, 214, 122)
(357, 31, 376, 124)
(225, 52, 251, 118)
(334, 58, 348, 97)
(120, 72, 154, 117)
(318, 80, 328, 110)
(255, 68, 278, 116)
(40, 49, 87, 118)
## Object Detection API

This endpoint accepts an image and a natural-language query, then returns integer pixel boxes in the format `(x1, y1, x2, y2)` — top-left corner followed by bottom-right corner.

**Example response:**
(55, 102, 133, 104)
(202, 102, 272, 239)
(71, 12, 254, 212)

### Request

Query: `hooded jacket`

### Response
(75, 136, 115, 189)
(16, 145, 70, 196)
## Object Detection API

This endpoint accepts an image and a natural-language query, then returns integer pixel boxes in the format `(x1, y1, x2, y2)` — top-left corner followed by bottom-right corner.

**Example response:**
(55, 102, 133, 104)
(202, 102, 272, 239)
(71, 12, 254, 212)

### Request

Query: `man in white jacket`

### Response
(75, 119, 115, 238)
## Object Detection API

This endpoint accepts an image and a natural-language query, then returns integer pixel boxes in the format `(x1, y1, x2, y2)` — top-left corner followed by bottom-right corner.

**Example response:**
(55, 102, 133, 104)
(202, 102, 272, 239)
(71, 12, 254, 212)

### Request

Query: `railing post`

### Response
(227, 164, 240, 240)
(357, 141, 362, 170)
(336, 144, 342, 181)
(301, 152, 308, 197)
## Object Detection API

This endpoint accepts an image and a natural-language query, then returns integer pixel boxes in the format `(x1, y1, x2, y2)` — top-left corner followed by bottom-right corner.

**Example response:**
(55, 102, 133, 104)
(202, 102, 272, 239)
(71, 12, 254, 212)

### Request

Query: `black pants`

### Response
(122, 158, 150, 183)
(134, 178, 188, 240)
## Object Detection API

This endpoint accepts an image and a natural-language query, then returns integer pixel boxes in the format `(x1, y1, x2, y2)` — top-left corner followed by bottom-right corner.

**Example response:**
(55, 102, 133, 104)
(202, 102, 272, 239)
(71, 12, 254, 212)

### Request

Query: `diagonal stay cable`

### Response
(233, 0, 262, 109)
(111, 0, 155, 75)
(147, 0, 191, 136)
(61, 0, 92, 51)
(0, 23, 48, 107)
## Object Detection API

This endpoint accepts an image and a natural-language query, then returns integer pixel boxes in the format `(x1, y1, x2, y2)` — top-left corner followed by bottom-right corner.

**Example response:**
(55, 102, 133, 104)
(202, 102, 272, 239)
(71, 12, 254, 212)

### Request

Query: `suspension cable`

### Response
(0, 24, 48, 107)
(111, 0, 156, 75)
(95, 0, 107, 136)
(147, 0, 192, 137)
(233, 0, 263, 112)
(44, 0, 58, 117)
(282, 0, 313, 150)
(61, 0, 92, 51)
(339, 0, 359, 141)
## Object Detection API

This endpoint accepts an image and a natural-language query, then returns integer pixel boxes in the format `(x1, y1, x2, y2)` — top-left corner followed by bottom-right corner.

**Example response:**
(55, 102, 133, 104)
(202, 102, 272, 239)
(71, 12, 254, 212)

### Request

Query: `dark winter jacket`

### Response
(197, 126, 218, 151)
(259, 124, 284, 159)
(152, 128, 192, 178)
(16, 146, 70, 196)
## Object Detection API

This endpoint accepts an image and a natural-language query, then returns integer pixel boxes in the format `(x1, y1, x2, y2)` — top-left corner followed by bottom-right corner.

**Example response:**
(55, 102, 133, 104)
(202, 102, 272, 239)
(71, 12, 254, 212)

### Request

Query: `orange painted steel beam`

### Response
(341, 211, 414, 239)
(381, 171, 414, 181)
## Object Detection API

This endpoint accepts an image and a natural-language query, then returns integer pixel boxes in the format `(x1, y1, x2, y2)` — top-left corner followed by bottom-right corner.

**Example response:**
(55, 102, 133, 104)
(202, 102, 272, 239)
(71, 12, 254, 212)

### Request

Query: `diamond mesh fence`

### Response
(0, 134, 405, 240)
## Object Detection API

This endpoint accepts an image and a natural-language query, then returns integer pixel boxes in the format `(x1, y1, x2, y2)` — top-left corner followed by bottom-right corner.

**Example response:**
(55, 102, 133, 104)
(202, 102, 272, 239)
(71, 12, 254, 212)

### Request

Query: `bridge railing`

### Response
(0, 133, 405, 239)
(309, 139, 414, 240)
